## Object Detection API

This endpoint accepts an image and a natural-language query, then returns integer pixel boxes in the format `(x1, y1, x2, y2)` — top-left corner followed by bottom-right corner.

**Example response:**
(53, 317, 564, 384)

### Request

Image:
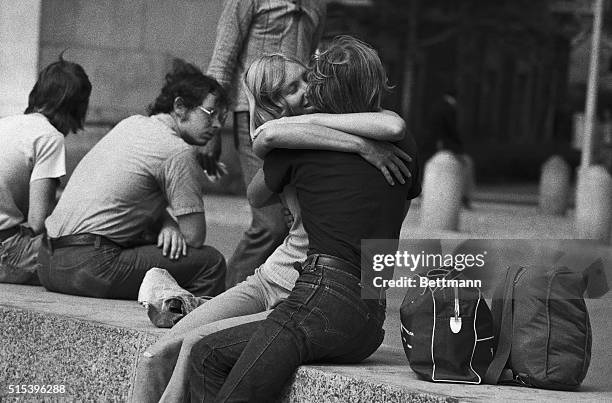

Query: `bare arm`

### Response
(247, 168, 279, 208)
(176, 213, 207, 248)
(257, 110, 406, 143)
(252, 123, 412, 185)
(252, 122, 368, 158)
(27, 178, 59, 234)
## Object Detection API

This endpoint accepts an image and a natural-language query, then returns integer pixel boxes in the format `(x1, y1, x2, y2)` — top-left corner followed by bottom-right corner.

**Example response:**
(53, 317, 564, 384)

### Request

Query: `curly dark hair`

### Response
(148, 59, 227, 115)
(25, 52, 92, 135)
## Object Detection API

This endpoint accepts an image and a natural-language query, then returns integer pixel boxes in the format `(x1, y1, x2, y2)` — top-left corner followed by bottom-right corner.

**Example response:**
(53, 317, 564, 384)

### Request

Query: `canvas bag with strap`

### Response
(400, 268, 495, 384)
(484, 265, 592, 390)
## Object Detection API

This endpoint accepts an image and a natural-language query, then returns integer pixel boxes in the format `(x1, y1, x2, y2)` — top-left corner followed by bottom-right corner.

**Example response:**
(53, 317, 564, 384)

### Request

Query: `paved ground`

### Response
(202, 193, 612, 397)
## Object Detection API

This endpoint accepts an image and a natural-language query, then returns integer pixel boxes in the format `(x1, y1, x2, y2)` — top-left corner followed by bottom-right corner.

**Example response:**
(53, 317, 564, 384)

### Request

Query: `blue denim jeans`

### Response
(189, 254, 386, 402)
(226, 112, 288, 287)
(37, 239, 226, 300)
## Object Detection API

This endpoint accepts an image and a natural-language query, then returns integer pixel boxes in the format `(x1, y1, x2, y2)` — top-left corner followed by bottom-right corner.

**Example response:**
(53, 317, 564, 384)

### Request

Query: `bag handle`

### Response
(484, 265, 523, 384)
(582, 258, 609, 298)
(425, 267, 453, 278)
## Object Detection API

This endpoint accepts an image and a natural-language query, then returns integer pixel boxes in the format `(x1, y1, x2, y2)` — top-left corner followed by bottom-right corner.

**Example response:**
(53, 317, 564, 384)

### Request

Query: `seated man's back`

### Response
(47, 115, 203, 245)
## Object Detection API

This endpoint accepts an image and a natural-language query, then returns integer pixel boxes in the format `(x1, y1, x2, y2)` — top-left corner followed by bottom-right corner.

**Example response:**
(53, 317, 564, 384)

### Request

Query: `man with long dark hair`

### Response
(0, 55, 91, 284)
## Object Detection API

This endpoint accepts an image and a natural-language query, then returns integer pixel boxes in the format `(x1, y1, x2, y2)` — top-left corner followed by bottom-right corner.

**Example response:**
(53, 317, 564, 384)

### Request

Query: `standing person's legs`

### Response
(109, 244, 226, 299)
(226, 111, 288, 287)
(459, 153, 475, 208)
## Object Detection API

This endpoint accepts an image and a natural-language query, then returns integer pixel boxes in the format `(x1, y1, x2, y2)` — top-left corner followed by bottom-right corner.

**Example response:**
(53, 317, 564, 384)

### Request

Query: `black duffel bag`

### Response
(400, 268, 494, 384)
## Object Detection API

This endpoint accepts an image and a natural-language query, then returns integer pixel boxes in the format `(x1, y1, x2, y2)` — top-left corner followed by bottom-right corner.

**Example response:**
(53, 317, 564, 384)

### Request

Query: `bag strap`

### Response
(484, 265, 523, 384)
(582, 258, 609, 298)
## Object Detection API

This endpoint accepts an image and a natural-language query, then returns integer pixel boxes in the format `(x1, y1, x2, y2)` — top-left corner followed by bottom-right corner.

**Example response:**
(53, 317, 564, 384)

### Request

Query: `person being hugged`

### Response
(188, 36, 421, 402)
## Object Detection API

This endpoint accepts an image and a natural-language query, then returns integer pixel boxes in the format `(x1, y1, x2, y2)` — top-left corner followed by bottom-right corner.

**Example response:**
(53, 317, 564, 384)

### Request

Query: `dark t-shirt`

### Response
(264, 136, 421, 268)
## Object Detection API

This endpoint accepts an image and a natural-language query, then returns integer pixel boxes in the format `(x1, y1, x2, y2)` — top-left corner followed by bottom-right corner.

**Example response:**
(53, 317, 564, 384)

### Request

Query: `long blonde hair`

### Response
(244, 54, 307, 128)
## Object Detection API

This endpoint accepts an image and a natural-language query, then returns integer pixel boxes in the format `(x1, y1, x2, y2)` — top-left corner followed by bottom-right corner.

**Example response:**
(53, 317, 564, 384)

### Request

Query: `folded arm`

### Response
(252, 122, 369, 158)
(286, 110, 405, 141)
(28, 178, 60, 234)
(253, 110, 405, 152)
(246, 168, 278, 208)
(175, 212, 206, 248)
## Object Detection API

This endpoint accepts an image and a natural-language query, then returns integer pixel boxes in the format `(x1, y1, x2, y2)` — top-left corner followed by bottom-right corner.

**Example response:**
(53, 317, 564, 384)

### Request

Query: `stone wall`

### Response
(39, 0, 245, 195)
(0, 0, 41, 117)
(39, 0, 224, 123)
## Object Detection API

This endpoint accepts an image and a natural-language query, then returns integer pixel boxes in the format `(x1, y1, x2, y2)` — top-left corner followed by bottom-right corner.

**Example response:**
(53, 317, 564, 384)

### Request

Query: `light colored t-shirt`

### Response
(0, 113, 65, 230)
(258, 185, 307, 291)
(46, 115, 207, 245)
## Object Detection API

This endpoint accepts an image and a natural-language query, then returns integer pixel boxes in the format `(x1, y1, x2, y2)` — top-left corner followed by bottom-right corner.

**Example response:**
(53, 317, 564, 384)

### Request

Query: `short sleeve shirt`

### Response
(263, 135, 421, 268)
(0, 113, 65, 230)
(46, 115, 207, 245)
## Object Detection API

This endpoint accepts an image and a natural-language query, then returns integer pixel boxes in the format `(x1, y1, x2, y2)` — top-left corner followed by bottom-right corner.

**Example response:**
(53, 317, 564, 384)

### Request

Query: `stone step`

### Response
(1, 284, 609, 402)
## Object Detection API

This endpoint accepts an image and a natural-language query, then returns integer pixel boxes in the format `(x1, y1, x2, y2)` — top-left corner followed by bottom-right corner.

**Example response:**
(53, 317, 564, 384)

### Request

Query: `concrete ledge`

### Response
(1, 285, 610, 402)
(283, 364, 458, 403)
(0, 306, 158, 401)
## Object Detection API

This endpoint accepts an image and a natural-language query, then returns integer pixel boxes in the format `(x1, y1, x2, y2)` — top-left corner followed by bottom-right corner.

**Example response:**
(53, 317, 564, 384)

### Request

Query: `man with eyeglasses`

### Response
(39, 59, 227, 300)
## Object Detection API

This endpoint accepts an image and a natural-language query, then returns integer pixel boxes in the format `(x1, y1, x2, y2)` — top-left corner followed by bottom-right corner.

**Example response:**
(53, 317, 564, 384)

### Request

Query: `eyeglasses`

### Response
(199, 106, 226, 123)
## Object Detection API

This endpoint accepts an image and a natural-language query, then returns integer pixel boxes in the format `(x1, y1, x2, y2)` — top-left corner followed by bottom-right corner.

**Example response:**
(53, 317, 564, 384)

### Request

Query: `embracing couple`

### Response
(134, 35, 421, 402)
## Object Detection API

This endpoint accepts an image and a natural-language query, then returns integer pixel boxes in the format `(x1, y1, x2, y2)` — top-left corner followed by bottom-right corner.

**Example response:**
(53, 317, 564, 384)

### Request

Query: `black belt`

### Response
(48, 233, 119, 250)
(296, 254, 362, 279)
(0, 226, 19, 242)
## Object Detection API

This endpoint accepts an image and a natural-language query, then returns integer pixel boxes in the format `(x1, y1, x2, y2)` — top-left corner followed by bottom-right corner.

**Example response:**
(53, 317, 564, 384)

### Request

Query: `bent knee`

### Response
(138, 351, 168, 374)
(182, 333, 210, 352)
(145, 337, 183, 359)
(200, 246, 226, 268)
(189, 341, 215, 370)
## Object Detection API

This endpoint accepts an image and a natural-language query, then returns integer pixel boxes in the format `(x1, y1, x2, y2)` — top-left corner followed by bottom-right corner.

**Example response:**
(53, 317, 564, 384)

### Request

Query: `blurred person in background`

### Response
(428, 89, 473, 208)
